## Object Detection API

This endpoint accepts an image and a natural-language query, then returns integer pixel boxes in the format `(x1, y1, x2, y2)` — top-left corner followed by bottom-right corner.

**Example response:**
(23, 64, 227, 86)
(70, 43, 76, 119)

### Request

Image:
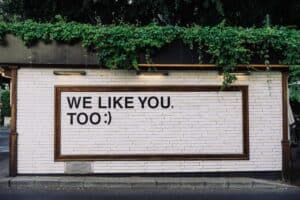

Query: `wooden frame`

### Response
(54, 85, 249, 161)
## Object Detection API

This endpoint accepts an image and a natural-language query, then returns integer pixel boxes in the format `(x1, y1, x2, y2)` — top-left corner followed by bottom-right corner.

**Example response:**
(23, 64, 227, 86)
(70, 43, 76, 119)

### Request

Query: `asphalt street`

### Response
(0, 128, 9, 177)
(0, 128, 9, 153)
(0, 152, 8, 178)
(0, 189, 300, 200)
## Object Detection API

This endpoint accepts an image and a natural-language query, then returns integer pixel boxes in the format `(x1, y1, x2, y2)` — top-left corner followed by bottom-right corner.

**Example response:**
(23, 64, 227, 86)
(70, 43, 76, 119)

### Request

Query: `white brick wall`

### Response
(60, 91, 243, 155)
(17, 68, 283, 174)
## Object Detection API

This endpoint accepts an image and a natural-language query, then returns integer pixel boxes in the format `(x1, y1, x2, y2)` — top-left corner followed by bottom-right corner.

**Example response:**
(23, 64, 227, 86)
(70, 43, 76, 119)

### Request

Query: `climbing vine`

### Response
(0, 18, 299, 101)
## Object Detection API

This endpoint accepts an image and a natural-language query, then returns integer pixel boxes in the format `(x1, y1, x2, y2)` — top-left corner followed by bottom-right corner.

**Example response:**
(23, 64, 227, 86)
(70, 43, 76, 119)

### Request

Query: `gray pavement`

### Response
(1, 176, 298, 191)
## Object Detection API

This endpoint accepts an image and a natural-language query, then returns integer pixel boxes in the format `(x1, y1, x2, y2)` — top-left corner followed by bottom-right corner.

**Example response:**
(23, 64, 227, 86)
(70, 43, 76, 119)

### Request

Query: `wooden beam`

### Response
(281, 71, 290, 181)
(138, 63, 289, 68)
(9, 67, 18, 177)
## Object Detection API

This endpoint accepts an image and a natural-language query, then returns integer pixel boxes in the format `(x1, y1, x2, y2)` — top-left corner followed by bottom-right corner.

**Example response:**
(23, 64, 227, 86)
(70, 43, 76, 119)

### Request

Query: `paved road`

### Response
(0, 128, 9, 153)
(0, 152, 8, 177)
(0, 128, 9, 177)
(0, 189, 300, 200)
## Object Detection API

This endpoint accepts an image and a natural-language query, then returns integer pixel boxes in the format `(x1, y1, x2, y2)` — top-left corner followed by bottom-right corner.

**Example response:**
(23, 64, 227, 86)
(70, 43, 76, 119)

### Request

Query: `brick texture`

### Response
(17, 69, 282, 174)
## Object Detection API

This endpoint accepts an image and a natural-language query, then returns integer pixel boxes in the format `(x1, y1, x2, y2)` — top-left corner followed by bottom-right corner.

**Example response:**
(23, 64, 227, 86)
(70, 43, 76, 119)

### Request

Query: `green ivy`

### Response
(290, 65, 300, 102)
(0, 19, 299, 101)
(1, 90, 10, 117)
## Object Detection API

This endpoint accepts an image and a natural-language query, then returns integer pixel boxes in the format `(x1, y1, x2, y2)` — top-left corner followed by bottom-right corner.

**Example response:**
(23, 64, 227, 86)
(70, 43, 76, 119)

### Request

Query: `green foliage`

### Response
(0, 19, 299, 101)
(1, 90, 10, 117)
(1, 0, 300, 27)
(0, 21, 7, 39)
(289, 66, 300, 102)
(0, 0, 225, 25)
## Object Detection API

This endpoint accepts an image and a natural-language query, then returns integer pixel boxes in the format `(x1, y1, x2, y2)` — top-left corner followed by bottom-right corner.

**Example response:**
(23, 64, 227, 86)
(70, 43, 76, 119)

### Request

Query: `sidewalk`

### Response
(0, 176, 298, 191)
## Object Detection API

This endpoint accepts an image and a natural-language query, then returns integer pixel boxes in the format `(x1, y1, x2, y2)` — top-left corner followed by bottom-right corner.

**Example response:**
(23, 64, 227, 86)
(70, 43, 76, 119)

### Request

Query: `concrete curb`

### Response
(0, 176, 298, 191)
